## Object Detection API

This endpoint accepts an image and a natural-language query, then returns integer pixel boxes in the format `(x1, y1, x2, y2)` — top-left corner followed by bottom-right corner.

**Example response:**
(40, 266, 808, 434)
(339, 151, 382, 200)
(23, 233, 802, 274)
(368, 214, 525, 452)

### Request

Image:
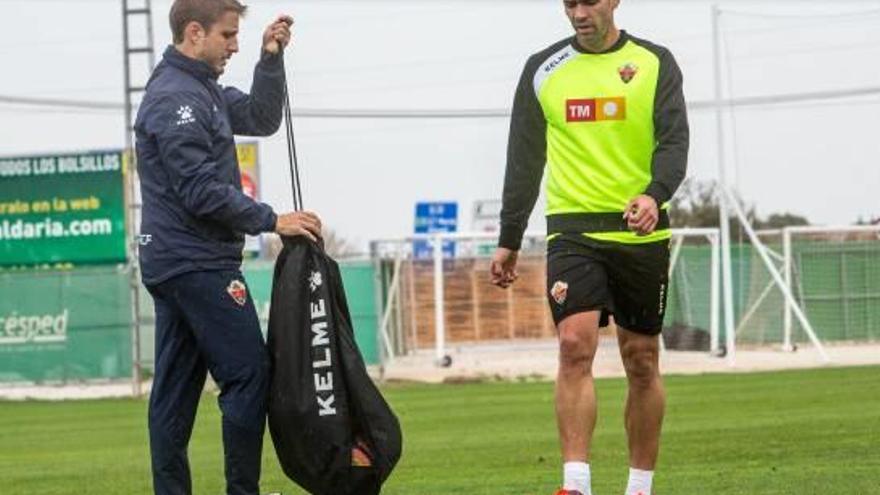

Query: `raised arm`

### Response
(224, 15, 293, 136)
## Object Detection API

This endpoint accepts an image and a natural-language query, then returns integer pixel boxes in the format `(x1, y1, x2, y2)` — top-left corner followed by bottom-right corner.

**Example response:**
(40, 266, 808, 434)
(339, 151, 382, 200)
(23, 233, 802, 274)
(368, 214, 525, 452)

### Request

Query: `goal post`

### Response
(664, 228, 726, 360)
(722, 187, 831, 362)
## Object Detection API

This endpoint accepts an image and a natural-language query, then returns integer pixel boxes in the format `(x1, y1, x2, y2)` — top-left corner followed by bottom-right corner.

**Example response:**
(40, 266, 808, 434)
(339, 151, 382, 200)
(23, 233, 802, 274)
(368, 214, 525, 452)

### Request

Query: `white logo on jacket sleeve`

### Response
(175, 105, 196, 126)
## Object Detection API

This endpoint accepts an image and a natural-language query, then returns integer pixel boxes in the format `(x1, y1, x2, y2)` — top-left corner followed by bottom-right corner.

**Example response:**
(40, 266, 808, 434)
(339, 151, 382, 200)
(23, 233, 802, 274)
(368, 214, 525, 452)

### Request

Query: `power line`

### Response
(0, 106, 120, 116)
(690, 86, 880, 110)
(719, 6, 880, 19)
(3, 86, 880, 117)
(0, 95, 123, 110)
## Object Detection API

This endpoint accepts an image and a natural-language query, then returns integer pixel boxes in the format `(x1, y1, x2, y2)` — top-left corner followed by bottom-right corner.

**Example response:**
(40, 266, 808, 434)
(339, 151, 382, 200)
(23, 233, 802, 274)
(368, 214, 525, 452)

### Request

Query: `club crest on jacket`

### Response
(227, 280, 248, 306)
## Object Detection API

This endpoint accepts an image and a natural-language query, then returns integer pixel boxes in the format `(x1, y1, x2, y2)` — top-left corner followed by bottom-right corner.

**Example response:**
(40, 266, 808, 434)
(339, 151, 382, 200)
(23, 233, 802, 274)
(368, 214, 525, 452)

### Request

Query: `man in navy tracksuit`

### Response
(135, 1, 321, 494)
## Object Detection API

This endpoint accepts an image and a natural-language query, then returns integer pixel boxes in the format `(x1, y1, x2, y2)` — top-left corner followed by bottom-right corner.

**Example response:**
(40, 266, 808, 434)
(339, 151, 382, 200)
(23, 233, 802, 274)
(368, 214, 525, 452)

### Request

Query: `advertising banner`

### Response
(0, 150, 127, 266)
(0, 267, 132, 382)
(236, 142, 262, 256)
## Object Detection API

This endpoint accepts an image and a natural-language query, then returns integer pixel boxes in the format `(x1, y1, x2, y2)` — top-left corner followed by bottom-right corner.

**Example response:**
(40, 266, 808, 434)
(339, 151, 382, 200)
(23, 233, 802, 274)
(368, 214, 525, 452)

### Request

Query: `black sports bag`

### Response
(267, 237, 402, 495)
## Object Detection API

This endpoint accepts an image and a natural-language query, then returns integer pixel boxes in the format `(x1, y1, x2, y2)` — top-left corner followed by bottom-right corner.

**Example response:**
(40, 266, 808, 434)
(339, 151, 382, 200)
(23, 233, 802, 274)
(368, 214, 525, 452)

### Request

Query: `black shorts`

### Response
(546, 234, 670, 335)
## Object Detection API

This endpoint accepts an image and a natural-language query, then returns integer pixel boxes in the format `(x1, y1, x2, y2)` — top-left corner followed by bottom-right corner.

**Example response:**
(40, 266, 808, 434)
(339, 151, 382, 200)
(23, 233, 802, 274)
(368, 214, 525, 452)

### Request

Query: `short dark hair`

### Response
(170, 0, 247, 44)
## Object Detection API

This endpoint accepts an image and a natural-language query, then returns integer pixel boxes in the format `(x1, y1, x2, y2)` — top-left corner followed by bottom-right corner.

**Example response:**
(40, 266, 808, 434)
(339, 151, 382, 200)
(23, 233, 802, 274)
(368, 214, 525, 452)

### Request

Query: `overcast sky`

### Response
(2, 0, 879, 250)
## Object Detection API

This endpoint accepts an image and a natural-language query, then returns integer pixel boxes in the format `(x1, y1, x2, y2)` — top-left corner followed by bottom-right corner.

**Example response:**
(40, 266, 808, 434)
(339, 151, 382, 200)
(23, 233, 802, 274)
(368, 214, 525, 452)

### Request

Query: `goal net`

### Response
(723, 225, 880, 355)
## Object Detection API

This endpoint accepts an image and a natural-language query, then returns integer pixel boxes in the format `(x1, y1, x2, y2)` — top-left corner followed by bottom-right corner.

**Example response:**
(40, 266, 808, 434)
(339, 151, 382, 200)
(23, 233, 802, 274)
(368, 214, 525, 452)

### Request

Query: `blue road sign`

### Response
(414, 202, 458, 259)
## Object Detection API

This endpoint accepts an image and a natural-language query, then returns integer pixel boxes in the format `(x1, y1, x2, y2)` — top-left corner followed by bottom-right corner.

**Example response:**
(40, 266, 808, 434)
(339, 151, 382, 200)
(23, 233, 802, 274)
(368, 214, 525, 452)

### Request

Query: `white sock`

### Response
(563, 462, 591, 495)
(625, 468, 654, 495)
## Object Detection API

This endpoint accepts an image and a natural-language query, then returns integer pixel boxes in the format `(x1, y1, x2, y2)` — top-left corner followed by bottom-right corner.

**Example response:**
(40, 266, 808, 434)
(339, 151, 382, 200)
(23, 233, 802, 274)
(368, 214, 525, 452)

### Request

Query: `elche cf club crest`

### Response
(618, 62, 638, 83)
(227, 279, 248, 306)
(550, 281, 569, 306)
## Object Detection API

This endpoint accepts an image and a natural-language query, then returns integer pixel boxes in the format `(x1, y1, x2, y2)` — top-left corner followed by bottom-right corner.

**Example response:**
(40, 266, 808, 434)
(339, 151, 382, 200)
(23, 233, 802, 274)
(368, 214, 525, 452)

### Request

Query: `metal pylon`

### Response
(122, 0, 156, 397)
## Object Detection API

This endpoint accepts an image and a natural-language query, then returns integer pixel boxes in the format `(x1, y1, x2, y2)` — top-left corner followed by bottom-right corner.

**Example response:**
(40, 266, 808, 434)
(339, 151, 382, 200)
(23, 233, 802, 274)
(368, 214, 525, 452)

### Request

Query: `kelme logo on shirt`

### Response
(542, 50, 573, 74)
(566, 97, 627, 123)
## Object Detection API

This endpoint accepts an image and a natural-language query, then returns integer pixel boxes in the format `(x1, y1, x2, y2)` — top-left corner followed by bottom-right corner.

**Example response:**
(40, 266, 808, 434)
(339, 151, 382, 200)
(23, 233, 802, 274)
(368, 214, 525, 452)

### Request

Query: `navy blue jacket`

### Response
(135, 46, 284, 286)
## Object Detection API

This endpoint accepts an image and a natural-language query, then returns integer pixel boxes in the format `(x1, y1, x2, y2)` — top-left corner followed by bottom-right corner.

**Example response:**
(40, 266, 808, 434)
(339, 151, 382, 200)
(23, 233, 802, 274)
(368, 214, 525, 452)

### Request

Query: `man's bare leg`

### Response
(556, 311, 600, 494)
(618, 327, 665, 494)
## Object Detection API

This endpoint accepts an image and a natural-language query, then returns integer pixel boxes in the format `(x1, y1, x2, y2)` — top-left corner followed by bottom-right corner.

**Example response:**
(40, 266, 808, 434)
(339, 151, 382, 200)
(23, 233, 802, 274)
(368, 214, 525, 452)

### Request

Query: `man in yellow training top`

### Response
(491, 1, 688, 494)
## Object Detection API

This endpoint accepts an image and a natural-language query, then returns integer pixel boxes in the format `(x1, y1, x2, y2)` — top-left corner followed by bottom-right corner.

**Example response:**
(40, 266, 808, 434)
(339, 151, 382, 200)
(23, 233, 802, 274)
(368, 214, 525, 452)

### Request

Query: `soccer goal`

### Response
(735, 225, 880, 351)
(701, 5, 880, 364)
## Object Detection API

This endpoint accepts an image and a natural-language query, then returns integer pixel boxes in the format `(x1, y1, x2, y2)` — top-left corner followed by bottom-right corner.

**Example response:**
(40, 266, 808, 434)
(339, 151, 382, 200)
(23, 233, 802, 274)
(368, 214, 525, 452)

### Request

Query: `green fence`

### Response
(664, 240, 880, 347)
(1, 260, 380, 384)
(0, 266, 132, 383)
(794, 240, 880, 342)
(664, 244, 756, 342)
(138, 260, 381, 373)
(3, 239, 876, 383)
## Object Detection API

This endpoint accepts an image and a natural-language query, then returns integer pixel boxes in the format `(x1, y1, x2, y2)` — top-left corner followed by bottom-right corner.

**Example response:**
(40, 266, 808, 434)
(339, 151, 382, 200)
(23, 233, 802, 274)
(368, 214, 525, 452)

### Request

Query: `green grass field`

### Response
(2, 366, 878, 494)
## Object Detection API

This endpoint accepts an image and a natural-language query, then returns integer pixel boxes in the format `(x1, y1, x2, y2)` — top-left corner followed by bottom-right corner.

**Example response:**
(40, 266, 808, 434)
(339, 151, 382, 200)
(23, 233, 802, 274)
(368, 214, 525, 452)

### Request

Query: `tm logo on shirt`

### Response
(566, 97, 626, 123)
(175, 105, 196, 126)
